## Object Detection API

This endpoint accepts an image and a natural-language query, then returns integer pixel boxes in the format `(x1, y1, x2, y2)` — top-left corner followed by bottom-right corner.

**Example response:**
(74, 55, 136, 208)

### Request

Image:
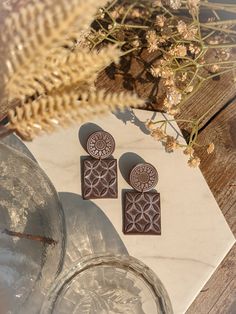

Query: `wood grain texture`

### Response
(194, 101, 236, 217)
(177, 72, 236, 130)
(186, 100, 236, 314)
(186, 245, 236, 314)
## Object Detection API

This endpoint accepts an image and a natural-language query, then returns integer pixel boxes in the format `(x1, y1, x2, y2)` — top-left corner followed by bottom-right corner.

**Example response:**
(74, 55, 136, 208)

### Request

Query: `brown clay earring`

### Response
(82, 130, 118, 200)
(123, 163, 161, 235)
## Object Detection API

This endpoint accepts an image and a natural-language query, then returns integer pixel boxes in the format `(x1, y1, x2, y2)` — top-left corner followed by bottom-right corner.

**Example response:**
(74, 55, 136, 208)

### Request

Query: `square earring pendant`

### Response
(123, 163, 161, 235)
(82, 131, 118, 200)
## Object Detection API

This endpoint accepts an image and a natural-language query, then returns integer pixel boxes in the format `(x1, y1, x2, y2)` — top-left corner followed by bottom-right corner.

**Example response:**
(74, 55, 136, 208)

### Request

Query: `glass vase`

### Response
(0, 142, 66, 313)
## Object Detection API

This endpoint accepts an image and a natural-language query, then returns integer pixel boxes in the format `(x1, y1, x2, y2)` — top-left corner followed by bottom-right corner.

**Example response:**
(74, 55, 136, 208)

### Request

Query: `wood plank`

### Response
(195, 100, 236, 217)
(177, 72, 236, 130)
(186, 100, 236, 314)
(208, 277, 236, 314)
(186, 244, 236, 314)
(225, 203, 236, 235)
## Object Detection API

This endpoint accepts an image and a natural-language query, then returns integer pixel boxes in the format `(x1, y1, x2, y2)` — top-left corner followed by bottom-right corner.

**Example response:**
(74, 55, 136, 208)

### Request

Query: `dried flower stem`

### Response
(2, 228, 57, 246)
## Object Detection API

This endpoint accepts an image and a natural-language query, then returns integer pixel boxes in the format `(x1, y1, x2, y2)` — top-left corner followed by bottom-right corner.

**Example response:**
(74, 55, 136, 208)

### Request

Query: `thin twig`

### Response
(2, 228, 57, 246)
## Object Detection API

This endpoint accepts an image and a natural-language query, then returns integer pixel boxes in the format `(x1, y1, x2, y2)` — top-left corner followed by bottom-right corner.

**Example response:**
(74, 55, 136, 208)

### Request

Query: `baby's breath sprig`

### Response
(145, 111, 215, 167)
(86, 0, 235, 166)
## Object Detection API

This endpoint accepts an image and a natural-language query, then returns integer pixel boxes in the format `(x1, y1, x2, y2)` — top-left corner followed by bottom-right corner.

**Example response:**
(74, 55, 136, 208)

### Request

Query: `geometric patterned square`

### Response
(82, 158, 118, 200)
(123, 191, 161, 235)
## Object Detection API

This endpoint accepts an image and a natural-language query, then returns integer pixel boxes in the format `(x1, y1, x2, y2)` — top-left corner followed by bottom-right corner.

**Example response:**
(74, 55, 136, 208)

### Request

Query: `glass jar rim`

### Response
(40, 254, 173, 314)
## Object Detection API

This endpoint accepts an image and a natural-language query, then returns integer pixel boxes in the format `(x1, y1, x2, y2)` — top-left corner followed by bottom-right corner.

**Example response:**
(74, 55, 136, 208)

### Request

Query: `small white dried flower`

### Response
(98, 8, 105, 19)
(177, 21, 198, 40)
(131, 8, 142, 18)
(187, 0, 200, 16)
(163, 98, 172, 110)
(152, 0, 162, 7)
(156, 15, 166, 28)
(177, 45, 187, 57)
(207, 143, 215, 154)
(183, 146, 194, 156)
(160, 66, 174, 79)
(166, 105, 180, 116)
(169, 45, 187, 57)
(150, 66, 161, 78)
(164, 76, 175, 86)
(163, 77, 175, 87)
(185, 85, 194, 93)
(181, 73, 188, 82)
(146, 30, 159, 52)
(217, 48, 231, 62)
(208, 36, 220, 45)
(146, 119, 157, 131)
(177, 20, 187, 34)
(164, 135, 179, 152)
(151, 128, 167, 141)
(189, 44, 201, 55)
(110, 6, 125, 19)
(131, 36, 141, 48)
(188, 156, 200, 168)
(166, 88, 182, 106)
(165, 0, 182, 10)
(210, 64, 220, 73)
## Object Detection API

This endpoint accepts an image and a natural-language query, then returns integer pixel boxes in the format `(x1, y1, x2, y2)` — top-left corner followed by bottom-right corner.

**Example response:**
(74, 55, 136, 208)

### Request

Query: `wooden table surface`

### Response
(98, 50, 236, 313)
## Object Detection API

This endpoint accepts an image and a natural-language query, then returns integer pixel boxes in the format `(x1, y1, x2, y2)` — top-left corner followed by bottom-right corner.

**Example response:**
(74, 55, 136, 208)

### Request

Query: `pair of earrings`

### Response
(81, 130, 161, 235)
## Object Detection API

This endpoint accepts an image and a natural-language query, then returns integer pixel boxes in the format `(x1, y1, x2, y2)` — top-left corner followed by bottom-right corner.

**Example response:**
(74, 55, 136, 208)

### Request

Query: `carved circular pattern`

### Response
(87, 131, 115, 159)
(130, 163, 158, 192)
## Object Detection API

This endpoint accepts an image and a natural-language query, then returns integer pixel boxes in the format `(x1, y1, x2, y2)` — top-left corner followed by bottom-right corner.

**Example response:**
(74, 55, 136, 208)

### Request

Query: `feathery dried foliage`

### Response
(2, 0, 107, 86)
(8, 88, 143, 140)
(9, 44, 122, 101)
(0, 0, 144, 140)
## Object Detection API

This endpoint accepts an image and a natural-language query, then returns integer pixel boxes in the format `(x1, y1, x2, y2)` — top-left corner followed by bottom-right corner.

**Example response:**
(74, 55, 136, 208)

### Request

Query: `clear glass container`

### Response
(59, 191, 128, 271)
(2, 133, 37, 162)
(40, 254, 173, 314)
(0, 142, 66, 314)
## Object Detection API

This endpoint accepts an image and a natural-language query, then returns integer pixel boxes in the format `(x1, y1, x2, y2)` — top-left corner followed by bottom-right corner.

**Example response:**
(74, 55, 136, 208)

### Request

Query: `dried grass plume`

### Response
(0, 0, 144, 140)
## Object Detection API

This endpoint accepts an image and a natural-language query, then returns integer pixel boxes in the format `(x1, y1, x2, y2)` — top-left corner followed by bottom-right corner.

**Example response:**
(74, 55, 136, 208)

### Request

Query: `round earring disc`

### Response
(87, 131, 115, 159)
(130, 163, 158, 192)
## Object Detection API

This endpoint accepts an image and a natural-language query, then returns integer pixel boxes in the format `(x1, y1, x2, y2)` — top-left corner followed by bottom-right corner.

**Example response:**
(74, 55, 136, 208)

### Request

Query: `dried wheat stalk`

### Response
(7, 88, 144, 140)
(9, 45, 122, 101)
(0, 0, 144, 141)
(2, 1, 46, 41)
(3, 0, 108, 88)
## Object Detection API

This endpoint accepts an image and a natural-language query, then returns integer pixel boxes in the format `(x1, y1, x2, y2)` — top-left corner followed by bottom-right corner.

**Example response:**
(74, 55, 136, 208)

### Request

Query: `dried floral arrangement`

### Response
(83, 0, 235, 167)
(0, 0, 235, 167)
